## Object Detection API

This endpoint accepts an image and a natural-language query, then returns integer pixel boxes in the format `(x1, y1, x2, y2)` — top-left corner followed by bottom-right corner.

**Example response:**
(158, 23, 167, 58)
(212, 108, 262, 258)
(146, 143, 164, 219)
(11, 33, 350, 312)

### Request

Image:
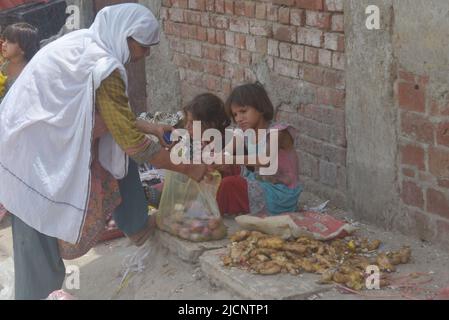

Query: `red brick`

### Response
(317, 48, 331, 67)
(332, 52, 344, 70)
(162, 0, 172, 7)
(255, 37, 268, 54)
(201, 13, 210, 26)
(189, 56, 204, 71)
(267, 4, 279, 21)
(402, 168, 416, 178)
(427, 188, 449, 219)
(324, 0, 343, 12)
(274, 0, 295, 5)
(250, 20, 272, 37)
(268, 39, 279, 56)
(216, 30, 225, 45)
(400, 111, 434, 144)
(244, 1, 255, 18)
(189, 0, 205, 11)
(215, 0, 224, 13)
(304, 46, 319, 64)
(169, 8, 184, 22)
(204, 74, 222, 91)
(212, 15, 229, 29)
(429, 147, 449, 178)
(436, 121, 449, 147)
(436, 220, 449, 249)
(316, 87, 345, 107)
(222, 47, 239, 64)
(225, 31, 234, 46)
(296, 0, 324, 10)
(322, 69, 344, 89)
(303, 65, 324, 85)
(273, 24, 297, 43)
(185, 11, 201, 24)
(234, 1, 245, 16)
(207, 28, 216, 44)
(160, 7, 169, 20)
(224, 0, 234, 14)
(306, 10, 331, 29)
(398, 69, 416, 83)
(234, 33, 246, 49)
(255, 3, 267, 20)
(292, 44, 304, 61)
(290, 8, 304, 26)
(205, 0, 214, 11)
(401, 181, 424, 209)
(239, 50, 252, 66)
(400, 144, 425, 170)
(172, 0, 188, 8)
(438, 179, 449, 189)
(419, 171, 436, 184)
(397, 80, 427, 112)
(225, 64, 245, 82)
(197, 26, 207, 41)
(324, 32, 344, 51)
(274, 58, 300, 78)
(331, 14, 344, 32)
(206, 61, 225, 76)
(279, 42, 292, 59)
(297, 27, 323, 47)
(172, 53, 190, 68)
(230, 18, 249, 34)
(202, 44, 221, 60)
(279, 7, 290, 24)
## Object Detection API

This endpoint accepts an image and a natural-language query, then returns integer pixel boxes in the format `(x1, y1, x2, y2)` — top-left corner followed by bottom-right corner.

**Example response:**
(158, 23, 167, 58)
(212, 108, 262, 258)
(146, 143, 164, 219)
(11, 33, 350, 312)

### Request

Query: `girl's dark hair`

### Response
(3, 23, 40, 62)
(183, 93, 231, 133)
(225, 81, 274, 121)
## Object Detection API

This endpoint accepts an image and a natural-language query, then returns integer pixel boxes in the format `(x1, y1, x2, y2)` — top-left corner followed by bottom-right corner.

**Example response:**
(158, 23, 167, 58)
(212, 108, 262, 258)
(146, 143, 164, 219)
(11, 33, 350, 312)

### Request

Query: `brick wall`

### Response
(160, 0, 347, 206)
(397, 68, 449, 246)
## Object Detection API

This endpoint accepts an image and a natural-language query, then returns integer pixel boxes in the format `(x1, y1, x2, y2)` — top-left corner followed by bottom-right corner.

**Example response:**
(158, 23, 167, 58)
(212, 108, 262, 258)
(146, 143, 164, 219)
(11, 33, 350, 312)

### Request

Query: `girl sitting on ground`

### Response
(215, 82, 303, 216)
(137, 92, 232, 207)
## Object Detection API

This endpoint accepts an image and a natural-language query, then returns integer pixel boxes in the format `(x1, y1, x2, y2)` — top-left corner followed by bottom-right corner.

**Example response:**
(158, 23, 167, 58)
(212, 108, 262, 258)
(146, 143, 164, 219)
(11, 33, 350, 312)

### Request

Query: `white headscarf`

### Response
(0, 3, 160, 243)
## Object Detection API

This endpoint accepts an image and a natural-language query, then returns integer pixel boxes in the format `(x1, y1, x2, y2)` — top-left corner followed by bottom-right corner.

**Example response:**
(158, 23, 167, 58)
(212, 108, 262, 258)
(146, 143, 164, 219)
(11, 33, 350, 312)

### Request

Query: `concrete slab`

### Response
(155, 217, 241, 263)
(200, 248, 333, 300)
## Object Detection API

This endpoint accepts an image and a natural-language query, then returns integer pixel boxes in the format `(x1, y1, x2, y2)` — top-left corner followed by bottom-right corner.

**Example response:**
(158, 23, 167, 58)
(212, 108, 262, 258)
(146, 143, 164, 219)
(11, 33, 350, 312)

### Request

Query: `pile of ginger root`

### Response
(222, 230, 411, 290)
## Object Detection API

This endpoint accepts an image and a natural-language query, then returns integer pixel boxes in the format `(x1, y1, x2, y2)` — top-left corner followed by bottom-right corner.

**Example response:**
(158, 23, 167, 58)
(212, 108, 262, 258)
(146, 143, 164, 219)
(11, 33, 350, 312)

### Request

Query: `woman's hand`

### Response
(136, 119, 174, 148)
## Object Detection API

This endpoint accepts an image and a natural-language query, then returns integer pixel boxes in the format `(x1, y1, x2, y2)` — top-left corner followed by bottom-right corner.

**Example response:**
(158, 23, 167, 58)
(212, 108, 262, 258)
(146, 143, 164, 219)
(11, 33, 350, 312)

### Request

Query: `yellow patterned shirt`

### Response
(96, 70, 161, 164)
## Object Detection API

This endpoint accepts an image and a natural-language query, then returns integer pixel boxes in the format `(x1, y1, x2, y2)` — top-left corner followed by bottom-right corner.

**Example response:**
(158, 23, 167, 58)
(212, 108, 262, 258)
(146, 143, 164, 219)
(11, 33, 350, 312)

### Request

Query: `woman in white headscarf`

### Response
(0, 3, 207, 299)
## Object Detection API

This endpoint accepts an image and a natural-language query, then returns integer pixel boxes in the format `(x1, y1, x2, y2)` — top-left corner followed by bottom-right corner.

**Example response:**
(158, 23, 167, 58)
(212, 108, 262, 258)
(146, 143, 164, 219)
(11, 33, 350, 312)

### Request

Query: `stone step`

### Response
(199, 248, 333, 300)
(154, 217, 240, 263)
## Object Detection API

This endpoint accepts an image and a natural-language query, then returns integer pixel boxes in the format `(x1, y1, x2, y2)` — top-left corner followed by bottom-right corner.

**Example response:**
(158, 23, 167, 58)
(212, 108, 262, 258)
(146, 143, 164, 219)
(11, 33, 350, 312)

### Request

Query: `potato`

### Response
(178, 227, 190, 240)
(258, 237, 284, 250)
(207, 218, 221, 230)
(189, 220, 205, 233)
(230, 230, 251, 242)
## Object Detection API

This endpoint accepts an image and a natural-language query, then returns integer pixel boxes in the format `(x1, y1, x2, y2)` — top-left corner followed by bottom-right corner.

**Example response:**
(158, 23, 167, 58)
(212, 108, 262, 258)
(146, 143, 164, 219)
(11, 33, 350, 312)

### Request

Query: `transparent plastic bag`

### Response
(156, 171, 227, 242)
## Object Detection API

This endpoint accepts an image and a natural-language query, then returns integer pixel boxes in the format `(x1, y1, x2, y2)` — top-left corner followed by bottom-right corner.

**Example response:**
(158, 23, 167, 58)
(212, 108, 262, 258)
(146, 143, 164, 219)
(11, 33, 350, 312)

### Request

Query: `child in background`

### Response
(0, 23, 40, 224)
(137, 93, 231, 207)
(216, 82, 303, 216)
(0, 23, 40, 103)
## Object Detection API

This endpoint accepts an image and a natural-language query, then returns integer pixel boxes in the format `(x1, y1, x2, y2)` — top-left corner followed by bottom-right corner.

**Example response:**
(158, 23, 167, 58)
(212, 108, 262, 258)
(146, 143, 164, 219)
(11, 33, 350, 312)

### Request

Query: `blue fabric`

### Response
(244, 170, 302, 215)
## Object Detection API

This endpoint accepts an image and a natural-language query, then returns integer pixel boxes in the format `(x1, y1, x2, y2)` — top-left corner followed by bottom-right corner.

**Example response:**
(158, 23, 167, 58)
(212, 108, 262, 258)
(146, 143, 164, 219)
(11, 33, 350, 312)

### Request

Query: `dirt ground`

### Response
(1, 192, 449, 300)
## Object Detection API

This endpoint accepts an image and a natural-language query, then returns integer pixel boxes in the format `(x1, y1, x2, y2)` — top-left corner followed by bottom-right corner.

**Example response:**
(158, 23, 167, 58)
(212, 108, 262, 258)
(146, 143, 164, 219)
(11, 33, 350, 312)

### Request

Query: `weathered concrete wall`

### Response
(345, 0, 398, 228)
(346, 0, 449, 249)
(139, 0, 182, 113)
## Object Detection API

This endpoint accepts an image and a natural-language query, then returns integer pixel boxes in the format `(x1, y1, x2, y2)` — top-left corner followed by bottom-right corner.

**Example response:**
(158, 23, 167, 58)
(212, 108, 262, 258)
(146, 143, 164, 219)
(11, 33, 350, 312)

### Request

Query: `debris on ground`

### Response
(222, 230, 412, 291)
